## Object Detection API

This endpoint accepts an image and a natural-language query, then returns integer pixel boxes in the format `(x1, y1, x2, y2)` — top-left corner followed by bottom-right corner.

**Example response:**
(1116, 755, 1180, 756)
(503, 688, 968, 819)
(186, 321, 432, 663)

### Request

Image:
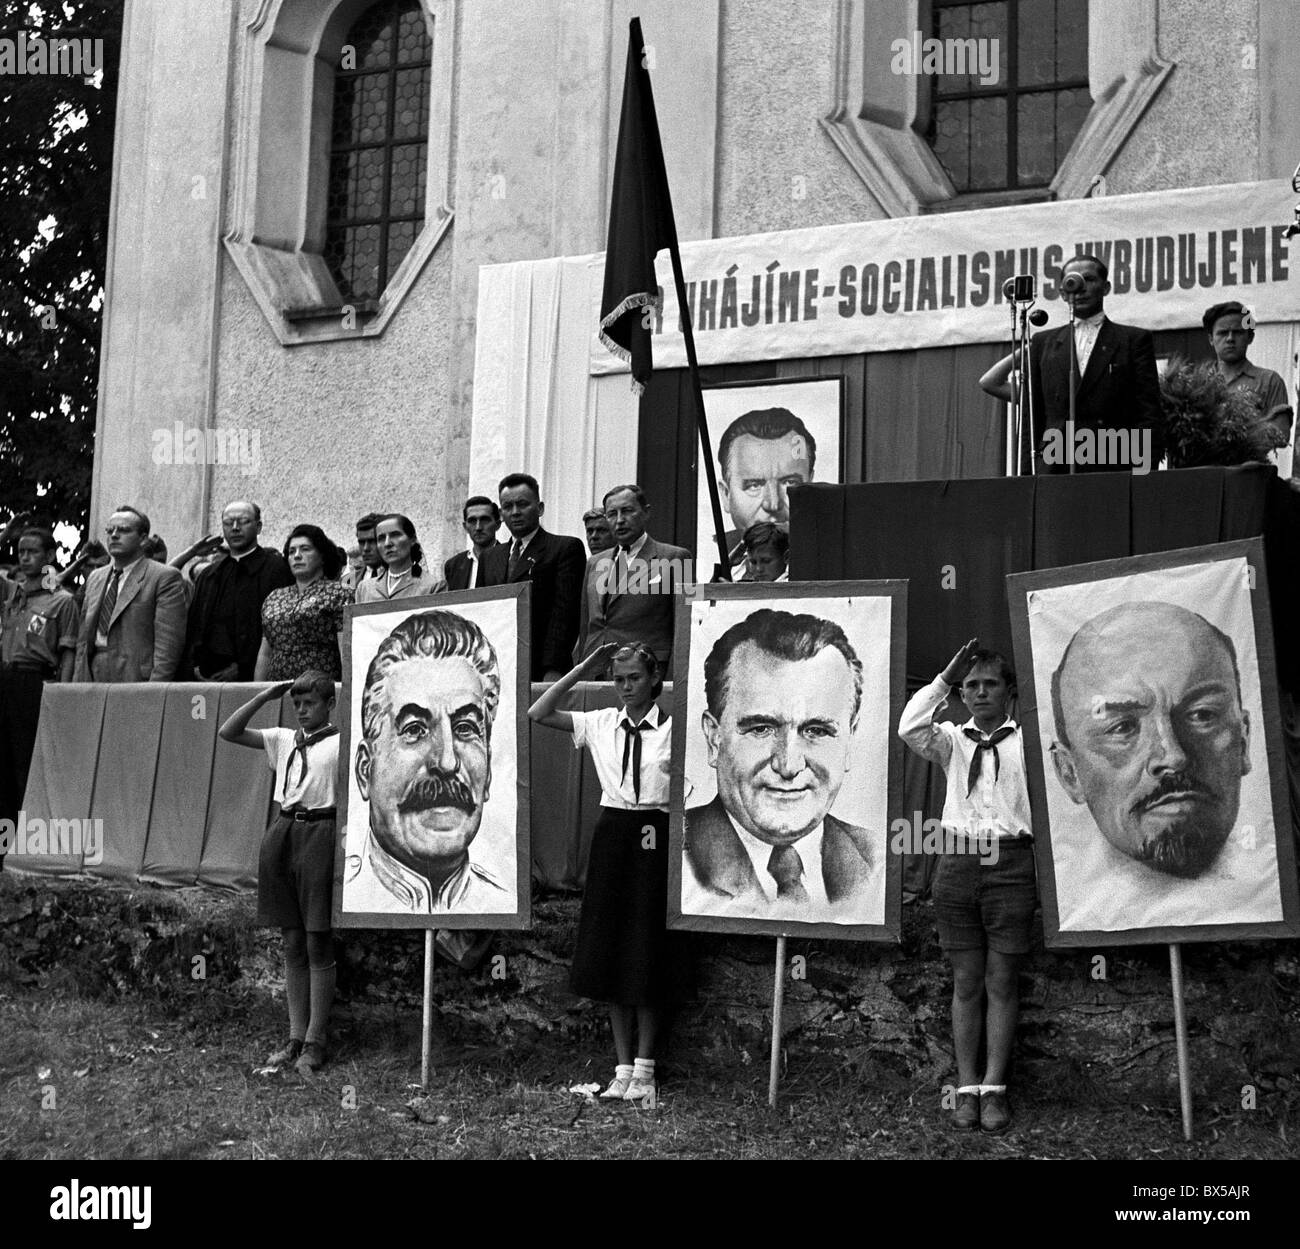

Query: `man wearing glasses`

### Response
(73, 506, 188, 682)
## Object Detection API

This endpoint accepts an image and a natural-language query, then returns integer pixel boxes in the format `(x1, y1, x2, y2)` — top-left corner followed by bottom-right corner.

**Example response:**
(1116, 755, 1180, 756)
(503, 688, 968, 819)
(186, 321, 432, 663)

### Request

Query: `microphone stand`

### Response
(1006, 297, 1019, 476)
(1067, 293, 1078, 475)
(1006, 298, 1039, 477)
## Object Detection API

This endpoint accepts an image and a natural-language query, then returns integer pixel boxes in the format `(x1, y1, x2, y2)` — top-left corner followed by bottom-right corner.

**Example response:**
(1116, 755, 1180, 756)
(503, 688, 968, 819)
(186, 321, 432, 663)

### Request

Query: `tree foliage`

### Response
(0, 0, 123, 551)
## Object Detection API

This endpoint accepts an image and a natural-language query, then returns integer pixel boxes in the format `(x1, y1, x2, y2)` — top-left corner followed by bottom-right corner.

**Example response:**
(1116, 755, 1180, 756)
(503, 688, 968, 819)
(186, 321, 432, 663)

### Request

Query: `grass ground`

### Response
(1, 874, 1296, 1160)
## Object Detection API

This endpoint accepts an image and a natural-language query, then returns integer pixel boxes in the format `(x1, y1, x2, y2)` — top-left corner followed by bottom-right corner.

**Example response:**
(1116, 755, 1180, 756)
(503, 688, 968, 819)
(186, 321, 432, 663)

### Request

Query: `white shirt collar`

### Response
(726, 809, 826, 905)
(1075, 311, 1106, 330)
(618, 532, 650, 560)
(619, 702, 664, 732)
(963, 715, 1018, 741)
(511, 528, 539, 553)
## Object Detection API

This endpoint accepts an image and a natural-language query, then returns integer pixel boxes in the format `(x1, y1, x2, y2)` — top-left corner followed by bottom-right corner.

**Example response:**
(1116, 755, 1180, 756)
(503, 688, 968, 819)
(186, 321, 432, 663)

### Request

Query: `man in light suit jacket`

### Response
(1026, 254, 1164, 474)
(577, 484, 692, 679)
(480, 474, 586, 682)
(443, 496, 506, 591)
(681, 607, 882, 921)
(74, 506, 188, 682)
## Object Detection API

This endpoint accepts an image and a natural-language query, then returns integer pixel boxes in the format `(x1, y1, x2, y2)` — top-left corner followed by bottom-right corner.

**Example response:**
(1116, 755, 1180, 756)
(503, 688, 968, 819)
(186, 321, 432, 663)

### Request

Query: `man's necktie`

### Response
(620, 717, 654, 803)
(602, 548, 628, 616)
(767, 844, 809, 903)
(962, 725, 1015, 796)
(97, 567, 122, 638)
(507, 539, 524, 581)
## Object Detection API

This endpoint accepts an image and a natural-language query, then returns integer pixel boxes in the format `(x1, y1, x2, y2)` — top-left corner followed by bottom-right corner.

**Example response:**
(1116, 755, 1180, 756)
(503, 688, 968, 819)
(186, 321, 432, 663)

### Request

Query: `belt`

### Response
(281, 806, 336, 823)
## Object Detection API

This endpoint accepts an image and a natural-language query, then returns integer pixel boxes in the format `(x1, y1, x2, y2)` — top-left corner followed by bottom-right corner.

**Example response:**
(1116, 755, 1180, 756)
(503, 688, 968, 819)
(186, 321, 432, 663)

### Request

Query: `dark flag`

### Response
(599, 18, 677, 395)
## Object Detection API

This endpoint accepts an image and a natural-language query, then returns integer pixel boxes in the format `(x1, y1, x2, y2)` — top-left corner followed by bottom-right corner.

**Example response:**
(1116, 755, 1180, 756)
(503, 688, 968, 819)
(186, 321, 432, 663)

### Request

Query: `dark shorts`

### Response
(932, 837, 1038, 956)
(257, 814, 336, 932)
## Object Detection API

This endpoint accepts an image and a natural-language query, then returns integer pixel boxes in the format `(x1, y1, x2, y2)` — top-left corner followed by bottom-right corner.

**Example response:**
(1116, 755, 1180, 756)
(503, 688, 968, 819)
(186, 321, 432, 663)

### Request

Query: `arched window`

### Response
(324, 0, 433, 304)
(926, 0, 1091, 195)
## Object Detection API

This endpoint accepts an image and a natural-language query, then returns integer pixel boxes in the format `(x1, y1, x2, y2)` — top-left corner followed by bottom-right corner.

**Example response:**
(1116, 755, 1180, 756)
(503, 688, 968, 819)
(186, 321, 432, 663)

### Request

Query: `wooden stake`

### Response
(769, 934, 786, 1109)
(421, 929, 435, 1090)
(1168, 942, 1193, 1141)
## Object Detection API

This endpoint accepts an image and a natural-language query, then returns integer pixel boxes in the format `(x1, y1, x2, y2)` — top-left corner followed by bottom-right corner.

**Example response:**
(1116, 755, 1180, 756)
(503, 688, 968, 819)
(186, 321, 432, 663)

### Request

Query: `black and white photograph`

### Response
(8, 0, 1300, 1196)
(696, 377, 843, 578)
(668, 582, 904, 939)
(336, 587, 529, 928)
(1008, 540, 1300, 946)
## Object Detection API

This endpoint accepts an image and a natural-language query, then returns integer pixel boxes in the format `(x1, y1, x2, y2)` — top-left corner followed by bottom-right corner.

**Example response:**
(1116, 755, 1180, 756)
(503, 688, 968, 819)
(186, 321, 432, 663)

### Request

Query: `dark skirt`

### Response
(257, 814, 336, 932)
(570, 807, 682, 1006)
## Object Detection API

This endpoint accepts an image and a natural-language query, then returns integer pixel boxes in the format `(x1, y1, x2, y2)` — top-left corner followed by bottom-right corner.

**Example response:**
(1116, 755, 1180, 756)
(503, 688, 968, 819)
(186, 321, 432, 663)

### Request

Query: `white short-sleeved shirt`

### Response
(262, 725, 339, 809)
(570, 704, 671, 810)
(898, 677, 1032, 840)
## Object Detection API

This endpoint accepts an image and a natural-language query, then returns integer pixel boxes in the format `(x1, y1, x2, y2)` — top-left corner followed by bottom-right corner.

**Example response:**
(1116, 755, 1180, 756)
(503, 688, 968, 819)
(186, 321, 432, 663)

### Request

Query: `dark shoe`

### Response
(295, 1041, 326, 1075)
(953, 1091, 980, 1131)
(266, 1038, 303, 1068)
(980, 1090, 1012, 1134)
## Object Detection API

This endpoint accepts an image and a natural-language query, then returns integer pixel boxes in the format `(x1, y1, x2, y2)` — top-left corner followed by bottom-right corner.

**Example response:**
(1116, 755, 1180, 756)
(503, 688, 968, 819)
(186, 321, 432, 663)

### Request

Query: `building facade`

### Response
(91, 0, 1300, 561)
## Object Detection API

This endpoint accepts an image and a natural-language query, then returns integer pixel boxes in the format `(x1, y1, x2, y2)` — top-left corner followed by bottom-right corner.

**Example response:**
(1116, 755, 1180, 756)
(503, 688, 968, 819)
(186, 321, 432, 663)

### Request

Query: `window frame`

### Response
(223, 0, 456, 346)
(927, 0, 1091, 196)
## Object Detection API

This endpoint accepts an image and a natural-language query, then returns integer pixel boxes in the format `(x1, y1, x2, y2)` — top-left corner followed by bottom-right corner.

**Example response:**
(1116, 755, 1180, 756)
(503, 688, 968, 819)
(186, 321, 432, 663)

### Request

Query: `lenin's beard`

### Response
(1127, 771, 1231, 879)
(398, 773, 477, 818)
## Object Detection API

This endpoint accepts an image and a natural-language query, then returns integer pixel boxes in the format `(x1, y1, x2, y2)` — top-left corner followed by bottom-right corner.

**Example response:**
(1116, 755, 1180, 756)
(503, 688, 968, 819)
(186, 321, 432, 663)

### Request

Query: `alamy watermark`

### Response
(1041, 421, 1152, 474)
(0, 812, 103, 865)
(152, 423, 261, 477)
(889, 812, 1005, 864)
(0, 32, 103, 77)
(890, 30, 1000, 86)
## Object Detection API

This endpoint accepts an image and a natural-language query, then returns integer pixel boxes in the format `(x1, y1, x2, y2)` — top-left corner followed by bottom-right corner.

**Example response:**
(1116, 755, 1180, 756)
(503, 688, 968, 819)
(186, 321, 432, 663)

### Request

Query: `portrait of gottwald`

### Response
(341, 601, 521, 921)
(1027, 556, 1285, 934)
(679, 598, 890, 929)
(697, 378, 843, 571)
(717, 408, 815, 554)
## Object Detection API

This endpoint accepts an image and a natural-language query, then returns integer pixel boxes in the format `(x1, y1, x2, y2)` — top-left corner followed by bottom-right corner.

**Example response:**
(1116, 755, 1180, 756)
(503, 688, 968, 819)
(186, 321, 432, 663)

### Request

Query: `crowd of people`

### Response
(2, 273, 1290, 1113)
(0, 473, 794, 1093)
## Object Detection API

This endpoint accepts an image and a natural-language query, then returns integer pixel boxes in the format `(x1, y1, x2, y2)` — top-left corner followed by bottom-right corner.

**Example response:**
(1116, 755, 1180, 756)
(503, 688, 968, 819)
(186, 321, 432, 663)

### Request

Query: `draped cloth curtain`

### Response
(471, 258, 639, 537)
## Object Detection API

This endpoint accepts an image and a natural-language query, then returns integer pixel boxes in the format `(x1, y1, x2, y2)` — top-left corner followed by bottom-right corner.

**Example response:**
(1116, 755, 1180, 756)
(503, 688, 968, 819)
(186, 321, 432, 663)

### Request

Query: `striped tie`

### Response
(97, 567, 122, 638)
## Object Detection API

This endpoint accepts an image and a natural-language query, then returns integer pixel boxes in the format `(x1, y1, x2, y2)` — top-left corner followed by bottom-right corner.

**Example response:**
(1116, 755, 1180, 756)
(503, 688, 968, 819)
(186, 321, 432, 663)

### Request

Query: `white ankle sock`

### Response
(613, 1064, 634, 1080)
(632, 1058, 655, 1080)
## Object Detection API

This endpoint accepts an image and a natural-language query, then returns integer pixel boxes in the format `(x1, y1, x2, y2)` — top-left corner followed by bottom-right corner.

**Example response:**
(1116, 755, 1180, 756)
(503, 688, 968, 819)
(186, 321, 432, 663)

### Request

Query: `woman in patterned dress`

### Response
(255, 525, 352, 681)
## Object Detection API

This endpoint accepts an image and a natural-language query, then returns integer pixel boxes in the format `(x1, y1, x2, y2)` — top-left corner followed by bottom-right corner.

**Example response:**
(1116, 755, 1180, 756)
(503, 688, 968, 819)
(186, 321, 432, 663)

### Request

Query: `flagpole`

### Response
(664, 244, 733, 581)
(601, 17, 733, 583)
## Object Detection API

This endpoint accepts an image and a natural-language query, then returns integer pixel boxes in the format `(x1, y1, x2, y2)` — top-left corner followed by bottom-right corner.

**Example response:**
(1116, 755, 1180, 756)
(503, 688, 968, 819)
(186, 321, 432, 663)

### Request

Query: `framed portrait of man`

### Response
(667, 581, 905, 940)
(696, 376, 844, 579)
(1007, 539, 1300, 947)
(333, 585, 531, 930)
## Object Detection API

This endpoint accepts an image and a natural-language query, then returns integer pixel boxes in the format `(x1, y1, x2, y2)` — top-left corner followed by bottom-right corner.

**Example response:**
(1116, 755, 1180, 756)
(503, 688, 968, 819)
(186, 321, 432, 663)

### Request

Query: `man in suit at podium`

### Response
(481, 474, 586, 682)
(1026, 254, 1163, 475)
(443, 496, 505, 592)
(577, 484, 692, 679)
(74, 505, 187, 682)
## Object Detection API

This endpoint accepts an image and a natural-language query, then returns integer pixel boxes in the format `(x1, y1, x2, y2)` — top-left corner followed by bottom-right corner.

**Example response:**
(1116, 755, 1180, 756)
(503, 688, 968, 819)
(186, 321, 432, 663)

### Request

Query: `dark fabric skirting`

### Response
(570, 806, 685, 1006)
(257, 814, 336, 932)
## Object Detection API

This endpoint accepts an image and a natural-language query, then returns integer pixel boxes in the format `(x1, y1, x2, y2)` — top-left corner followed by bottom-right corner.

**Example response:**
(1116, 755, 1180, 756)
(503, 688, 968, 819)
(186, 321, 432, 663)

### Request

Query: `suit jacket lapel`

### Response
(1076, 320, 1114, 401)
(820, 816, 872, 903)
(110, 560, 145, 628)
(513, 528, 545, 582)
(690, 799, 763, 899)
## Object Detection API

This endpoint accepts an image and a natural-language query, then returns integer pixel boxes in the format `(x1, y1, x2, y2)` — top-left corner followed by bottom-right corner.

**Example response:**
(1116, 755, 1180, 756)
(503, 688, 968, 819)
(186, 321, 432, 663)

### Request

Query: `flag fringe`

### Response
(599, 291, 658, 394)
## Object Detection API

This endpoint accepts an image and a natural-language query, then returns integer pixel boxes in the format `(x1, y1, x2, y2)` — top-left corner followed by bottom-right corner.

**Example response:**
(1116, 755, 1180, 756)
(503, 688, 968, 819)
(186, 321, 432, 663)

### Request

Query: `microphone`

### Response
(1029, 309, 1049, 326)
(1061, 272, 1085, 296)
(1001, 278, 1017, 300)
